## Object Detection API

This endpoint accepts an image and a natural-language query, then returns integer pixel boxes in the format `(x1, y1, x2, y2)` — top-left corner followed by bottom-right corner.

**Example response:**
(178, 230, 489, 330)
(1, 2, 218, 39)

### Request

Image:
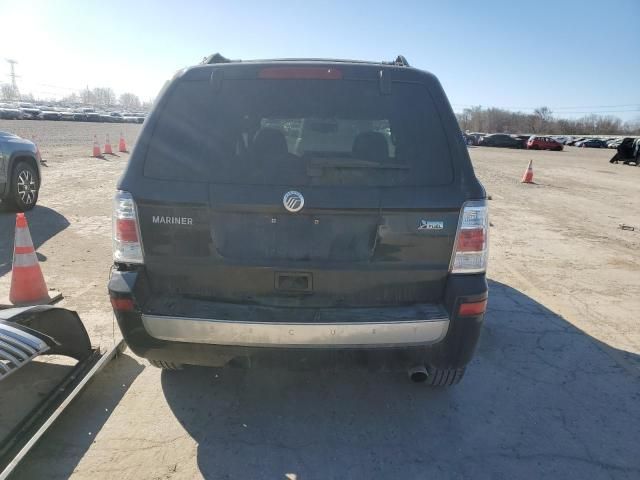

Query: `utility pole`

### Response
(6, 59, 20, 99)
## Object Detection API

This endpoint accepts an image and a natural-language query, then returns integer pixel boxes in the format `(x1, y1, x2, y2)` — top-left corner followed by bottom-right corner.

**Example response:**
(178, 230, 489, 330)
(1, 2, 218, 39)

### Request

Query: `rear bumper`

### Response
(141, 313, 449, 348)
(109, 269, 487, 368)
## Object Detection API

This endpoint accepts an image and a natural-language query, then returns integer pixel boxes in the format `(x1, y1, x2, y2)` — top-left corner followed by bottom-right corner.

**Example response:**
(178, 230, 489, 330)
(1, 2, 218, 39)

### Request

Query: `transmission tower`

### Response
(6, 59, 20, 99)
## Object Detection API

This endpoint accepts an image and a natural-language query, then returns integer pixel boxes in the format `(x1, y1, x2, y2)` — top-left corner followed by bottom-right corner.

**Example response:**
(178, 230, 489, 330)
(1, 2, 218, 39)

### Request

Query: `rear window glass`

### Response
(144, 77, 453, 186)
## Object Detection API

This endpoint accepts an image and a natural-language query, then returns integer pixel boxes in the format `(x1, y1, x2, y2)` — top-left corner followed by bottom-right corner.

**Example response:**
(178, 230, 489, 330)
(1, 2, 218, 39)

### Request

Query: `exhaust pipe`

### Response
(408, 365, 429, 383)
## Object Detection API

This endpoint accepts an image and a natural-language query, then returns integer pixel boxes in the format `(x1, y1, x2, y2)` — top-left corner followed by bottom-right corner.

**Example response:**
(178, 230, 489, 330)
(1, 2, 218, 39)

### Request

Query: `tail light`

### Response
(258, 67, 342, 79)
(113, 190, 144, 264)
(458, 299, 487, 316)
(110, 297, 135, 312)
(450, 200, 488, 274)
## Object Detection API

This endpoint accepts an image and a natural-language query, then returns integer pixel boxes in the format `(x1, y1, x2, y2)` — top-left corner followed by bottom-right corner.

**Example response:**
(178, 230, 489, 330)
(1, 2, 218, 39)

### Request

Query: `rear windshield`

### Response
(144, 77, 453, 186)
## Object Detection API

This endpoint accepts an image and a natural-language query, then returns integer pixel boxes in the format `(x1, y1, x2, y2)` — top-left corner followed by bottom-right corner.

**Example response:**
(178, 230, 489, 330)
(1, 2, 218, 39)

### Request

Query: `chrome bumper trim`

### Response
(141, 314, 449, 348)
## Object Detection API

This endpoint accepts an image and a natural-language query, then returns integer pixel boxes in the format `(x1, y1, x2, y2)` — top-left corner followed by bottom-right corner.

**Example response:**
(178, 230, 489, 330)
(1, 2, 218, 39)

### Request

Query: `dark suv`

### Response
(108, 55, 489, 385)
(479, 134, 523, 148)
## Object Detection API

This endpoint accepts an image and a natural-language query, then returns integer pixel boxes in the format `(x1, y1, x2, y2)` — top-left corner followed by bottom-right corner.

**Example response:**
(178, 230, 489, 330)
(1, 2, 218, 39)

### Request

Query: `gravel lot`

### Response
(1, 120, 639, 479)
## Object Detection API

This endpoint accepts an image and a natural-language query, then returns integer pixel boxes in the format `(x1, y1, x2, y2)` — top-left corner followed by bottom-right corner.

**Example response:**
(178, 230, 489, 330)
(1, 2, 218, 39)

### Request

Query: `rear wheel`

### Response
(7, 161, 39, 211)
(149, 359, 183, 370)
(426, 366, 466, 386)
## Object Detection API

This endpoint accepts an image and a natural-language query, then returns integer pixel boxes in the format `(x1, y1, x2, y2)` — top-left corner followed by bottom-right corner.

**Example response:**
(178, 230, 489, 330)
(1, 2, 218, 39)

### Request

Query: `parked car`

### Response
(463, 132, 484, 146)
(513, 135, 531, 148)
(607, 138, 623, 149)
(0, 131, 42, 210)
(99, 113, 116, 123)
(72, 110, 87, 121)
(60, 110, 75, 121)
(479, 133, 523, 148)
(578, 139, 607, 148)
(108, 54, 489, 386)
(123, 113, 140, 123)
(109, 112, 126, 123)
(527, 136, 563, 151)
(567, 137, 587, 146)
(0, 105, 23, 119)
(40, 110, 61, 120)
(20, 107, 41, 119)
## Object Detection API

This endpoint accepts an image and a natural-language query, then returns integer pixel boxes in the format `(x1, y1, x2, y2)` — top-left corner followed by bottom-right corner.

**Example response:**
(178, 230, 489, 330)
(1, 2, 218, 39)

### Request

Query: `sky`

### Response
(1, 0, 639, 121)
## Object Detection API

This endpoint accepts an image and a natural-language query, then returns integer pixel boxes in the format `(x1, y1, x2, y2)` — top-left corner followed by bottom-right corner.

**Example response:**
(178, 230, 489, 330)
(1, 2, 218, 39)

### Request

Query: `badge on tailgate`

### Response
(418, 220, 444, 231)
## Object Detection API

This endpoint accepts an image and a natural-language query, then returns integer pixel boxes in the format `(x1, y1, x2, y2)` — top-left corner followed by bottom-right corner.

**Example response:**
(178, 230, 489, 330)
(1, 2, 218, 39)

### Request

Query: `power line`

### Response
(452, 103, 640, 111)
(547, 104, 640, 110)
(33, 83, 84, 91)
(454, 108, 639, 115)
(536, 110, 640, 114)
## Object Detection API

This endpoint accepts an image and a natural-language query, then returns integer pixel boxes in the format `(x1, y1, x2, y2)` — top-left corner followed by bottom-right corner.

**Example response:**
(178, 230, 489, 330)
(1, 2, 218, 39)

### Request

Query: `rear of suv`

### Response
(108, 55, 488, 385)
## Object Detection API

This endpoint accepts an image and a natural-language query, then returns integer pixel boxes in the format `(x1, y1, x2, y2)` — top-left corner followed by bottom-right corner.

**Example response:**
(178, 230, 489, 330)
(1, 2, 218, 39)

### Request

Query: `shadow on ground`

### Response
(7, 353, 144, 480)
(0, 361, 74, 442)
(0, 205, 69, 277)
(157, 280, 640, 479)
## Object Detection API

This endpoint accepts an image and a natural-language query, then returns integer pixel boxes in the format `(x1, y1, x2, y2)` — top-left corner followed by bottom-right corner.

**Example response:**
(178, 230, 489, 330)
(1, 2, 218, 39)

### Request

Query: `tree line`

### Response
(0, 85, 151, 111)
(62, 88, 148, 110)
(456, 106, 640, 136)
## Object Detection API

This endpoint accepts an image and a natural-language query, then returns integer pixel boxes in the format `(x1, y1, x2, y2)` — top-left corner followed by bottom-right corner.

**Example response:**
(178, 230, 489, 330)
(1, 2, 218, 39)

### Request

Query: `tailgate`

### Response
(136, 184, 460, 307)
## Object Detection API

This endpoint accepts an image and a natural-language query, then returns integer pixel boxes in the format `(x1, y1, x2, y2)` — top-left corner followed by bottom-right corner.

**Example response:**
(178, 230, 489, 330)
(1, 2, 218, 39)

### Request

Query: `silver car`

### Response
(0, 131, 42, 210)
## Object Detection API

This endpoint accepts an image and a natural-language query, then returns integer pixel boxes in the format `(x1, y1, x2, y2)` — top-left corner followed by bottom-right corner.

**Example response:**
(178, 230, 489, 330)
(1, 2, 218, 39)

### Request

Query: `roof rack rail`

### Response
(391, 55, 410, 67)
(199, 54, 410, 67)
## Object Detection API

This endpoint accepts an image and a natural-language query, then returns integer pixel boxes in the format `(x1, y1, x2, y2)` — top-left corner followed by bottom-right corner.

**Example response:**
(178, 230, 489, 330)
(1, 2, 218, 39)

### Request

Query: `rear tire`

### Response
(149, 360, 183, 370)
(7, 161, 39, 211)
(426, 366, 466, 386)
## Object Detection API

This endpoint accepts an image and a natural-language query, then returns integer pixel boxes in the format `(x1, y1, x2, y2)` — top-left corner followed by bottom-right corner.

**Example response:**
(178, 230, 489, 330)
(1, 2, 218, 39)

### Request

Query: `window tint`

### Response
(144, 78, 453, 186)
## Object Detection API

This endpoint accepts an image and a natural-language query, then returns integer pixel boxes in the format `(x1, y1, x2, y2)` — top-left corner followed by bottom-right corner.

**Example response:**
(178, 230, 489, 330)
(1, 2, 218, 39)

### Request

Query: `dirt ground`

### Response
(1, 120, 639, 479)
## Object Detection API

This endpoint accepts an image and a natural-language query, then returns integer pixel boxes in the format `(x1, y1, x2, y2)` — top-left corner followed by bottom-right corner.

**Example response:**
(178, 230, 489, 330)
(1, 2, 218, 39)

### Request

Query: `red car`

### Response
(527, 136, 563, 151)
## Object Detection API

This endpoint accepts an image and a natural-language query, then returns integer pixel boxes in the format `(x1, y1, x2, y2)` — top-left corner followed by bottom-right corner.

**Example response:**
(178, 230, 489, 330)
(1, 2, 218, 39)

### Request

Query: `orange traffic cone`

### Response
(9, 213, 51, 305)
(118, 132, 128, 152)
(521, 160, 534, 184)
(92, 135, 102, 157)
(104, 134, 113, 155)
